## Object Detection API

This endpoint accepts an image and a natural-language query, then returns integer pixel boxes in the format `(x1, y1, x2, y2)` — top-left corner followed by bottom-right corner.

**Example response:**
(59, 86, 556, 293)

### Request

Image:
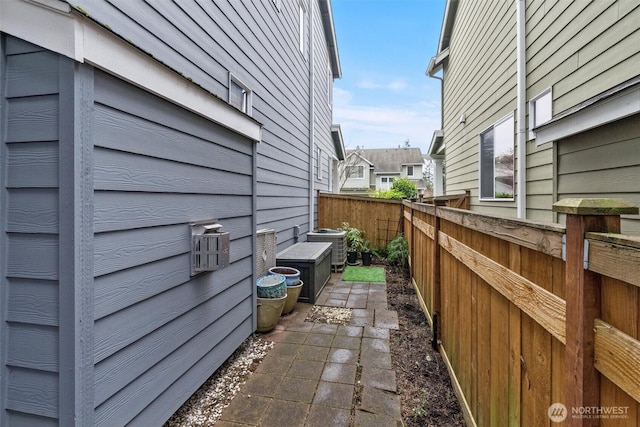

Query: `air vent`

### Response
(190, 220, 230, 276)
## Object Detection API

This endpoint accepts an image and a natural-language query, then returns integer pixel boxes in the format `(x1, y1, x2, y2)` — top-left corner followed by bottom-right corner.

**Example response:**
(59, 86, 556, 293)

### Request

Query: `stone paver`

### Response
(360, 366, 397, 392)
(218, 275, 403, 426)
(360, 386, 402, 418)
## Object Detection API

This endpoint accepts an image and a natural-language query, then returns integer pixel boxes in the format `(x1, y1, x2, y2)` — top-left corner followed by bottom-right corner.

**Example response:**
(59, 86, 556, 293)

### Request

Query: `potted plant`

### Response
(361, 240, 373, 266)
(341, 222, 363, 265)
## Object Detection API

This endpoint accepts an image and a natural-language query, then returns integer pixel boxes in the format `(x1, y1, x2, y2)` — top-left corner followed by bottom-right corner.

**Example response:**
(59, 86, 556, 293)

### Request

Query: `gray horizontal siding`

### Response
(90, 69, 255, 425)
(72, 0, 317, 241)
(557, 113, 640, 233)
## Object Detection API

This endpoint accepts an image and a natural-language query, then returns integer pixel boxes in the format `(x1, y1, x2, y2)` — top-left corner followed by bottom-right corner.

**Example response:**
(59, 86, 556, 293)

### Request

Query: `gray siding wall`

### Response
(91, 71, 255, 426)
(1, 34, 256, 426)
(1, 35, 62, 427)
(70, 0, 334, 250)
(557, 114, 640, 234)
(443, 0, 519, 217)
(525, 0, 640, 221)
(442, 0, 639, 221)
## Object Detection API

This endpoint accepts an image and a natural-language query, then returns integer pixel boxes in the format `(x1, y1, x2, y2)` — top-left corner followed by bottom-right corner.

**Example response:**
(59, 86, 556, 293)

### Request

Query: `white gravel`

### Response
(164, 336, 274, 427)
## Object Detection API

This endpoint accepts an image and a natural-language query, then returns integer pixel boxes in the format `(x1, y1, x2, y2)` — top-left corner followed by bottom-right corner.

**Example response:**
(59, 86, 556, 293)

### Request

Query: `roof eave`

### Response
(319, 0, 342, 79)
(331, 124, 346, 160)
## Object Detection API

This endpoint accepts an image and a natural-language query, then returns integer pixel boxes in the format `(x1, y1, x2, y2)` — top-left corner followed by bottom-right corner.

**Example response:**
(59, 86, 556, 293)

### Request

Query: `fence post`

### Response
(552, 198, 638, 426)
(431, 200, 445, 350)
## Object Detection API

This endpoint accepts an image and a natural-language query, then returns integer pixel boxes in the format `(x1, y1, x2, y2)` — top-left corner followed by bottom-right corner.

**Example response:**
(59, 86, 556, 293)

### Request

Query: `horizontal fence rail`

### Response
(402, 199, 640, 427)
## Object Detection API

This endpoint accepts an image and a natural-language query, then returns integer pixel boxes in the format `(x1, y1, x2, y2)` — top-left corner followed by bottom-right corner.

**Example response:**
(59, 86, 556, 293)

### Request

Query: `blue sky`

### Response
(331, 0, 446, 153)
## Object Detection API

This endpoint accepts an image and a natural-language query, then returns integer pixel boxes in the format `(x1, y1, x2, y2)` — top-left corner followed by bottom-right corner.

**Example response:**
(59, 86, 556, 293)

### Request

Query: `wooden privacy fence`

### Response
(404, 198, 640, 427)
(317, 192, 404, 250)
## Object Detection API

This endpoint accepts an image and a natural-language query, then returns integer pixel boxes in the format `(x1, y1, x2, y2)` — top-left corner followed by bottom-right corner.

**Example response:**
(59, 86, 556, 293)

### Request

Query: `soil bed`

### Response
(380, 258, 465, 426)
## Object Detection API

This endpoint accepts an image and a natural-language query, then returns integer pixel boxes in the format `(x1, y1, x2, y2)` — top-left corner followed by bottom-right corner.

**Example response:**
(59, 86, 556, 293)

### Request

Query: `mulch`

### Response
(380, 259, 465, 427)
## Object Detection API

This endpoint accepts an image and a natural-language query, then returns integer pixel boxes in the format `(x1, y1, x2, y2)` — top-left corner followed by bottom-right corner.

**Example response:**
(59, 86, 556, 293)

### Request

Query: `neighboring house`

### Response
(0, 0, 341, 425)
(427, 0, 640, 232)
(340, 147, 426, 194)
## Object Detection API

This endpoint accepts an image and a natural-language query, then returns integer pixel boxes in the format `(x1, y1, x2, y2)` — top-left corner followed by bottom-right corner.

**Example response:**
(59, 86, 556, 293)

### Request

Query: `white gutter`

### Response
(516, 0, 527, 218)
(309, 0, 316, 234)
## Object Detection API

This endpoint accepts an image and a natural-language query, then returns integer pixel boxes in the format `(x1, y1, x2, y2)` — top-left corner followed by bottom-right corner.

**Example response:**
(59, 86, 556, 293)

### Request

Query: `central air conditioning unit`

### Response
(307, 229, 346, 272)
(256, 228, 277, 278)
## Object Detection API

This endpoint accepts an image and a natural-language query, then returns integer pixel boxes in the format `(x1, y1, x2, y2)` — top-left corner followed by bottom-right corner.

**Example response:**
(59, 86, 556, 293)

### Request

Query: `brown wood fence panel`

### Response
(317, 193, 403, 251)
(400, 200, 640, 427)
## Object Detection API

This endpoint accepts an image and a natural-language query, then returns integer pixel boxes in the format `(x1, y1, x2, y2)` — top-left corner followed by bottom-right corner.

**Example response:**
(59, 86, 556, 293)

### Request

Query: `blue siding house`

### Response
(0, 0, 342, 425)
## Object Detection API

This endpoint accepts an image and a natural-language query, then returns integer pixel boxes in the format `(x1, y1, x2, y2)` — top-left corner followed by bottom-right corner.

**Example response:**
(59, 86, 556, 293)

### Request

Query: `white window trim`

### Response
(298, 1, 306, 55)
(406, 165, 414, 177)
(317, 147, 323, 180)
(0, 0, 262, 142)
(348, 165, 364, 180)
(228, 73, 253, 116)
(528, 87, 552, 140)
(479, 113, 515, 201)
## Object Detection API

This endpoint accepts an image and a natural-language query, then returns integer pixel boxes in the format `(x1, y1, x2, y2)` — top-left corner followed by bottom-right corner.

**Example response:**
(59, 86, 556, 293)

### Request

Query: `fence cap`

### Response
(552, 198, 639, 215)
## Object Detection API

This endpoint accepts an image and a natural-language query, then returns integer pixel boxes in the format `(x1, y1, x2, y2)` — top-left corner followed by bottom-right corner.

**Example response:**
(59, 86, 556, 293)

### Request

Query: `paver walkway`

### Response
(217, 273, 401, 426)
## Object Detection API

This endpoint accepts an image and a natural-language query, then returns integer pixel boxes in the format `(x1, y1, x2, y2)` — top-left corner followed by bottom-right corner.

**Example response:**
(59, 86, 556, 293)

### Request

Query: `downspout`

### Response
(431, 73, 444, 197)
(308, 0, 315, 235)
(516, 0, 527, 218)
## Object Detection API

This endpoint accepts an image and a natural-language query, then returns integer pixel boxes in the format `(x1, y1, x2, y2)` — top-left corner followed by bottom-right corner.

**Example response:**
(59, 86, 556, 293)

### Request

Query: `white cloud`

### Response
(356, 78, 407, 91)
(333, 89, 441, 150)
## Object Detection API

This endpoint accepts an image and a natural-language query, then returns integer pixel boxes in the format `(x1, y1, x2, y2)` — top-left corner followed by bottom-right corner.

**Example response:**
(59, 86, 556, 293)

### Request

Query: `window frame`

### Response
(347, 165, 364, 180)
(529, 87, 552, 140)
(479, 113, 515, 201)
(228, 73, 252, 115)
(406, 165, 414, 177)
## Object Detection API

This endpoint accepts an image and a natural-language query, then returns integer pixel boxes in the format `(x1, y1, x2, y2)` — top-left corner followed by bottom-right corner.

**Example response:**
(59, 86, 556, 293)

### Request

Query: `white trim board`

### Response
(0, 0, 262, 142)
(535, 84, 640, 146)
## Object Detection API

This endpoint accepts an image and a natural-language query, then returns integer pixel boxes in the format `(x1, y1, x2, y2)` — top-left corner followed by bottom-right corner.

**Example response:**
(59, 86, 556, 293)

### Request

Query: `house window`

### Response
(406, 165, 414, 177)
(380, 176, 395, 190)
(317, 147, 323, 180)
(228, 74, 252, 115)
(479, 114, 514, 200)
(298, 1, 305, 55)
(529, 88, 552, 140)
(347, 165, 364, 179)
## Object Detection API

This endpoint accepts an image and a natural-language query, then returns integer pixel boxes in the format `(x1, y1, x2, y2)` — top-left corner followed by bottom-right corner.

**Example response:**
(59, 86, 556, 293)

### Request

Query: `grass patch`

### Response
(342, 266, 386, 282)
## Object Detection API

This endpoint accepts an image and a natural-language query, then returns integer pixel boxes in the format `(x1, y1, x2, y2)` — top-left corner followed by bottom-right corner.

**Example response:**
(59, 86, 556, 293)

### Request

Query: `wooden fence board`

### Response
(595, 319, 640, 403)
(439, 232, 566, 344)
(587, 235, 640, 288)
(326, 199, 640, 425)
(437, 207, 565, 258)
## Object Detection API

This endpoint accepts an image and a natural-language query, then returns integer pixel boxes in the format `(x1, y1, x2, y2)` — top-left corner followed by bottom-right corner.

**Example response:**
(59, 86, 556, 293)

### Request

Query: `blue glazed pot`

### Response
(257, 274, 287, 298)
(268, 266, 301, 286)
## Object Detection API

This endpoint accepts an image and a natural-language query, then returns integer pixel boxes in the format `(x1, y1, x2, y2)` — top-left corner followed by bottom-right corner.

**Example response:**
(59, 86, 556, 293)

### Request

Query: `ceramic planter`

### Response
(281, 281, 303, 315)
(256, 295, 287, 332)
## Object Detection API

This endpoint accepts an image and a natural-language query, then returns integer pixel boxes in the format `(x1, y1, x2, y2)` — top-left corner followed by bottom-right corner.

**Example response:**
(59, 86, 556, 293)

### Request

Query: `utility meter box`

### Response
(190, 220, 230, 276)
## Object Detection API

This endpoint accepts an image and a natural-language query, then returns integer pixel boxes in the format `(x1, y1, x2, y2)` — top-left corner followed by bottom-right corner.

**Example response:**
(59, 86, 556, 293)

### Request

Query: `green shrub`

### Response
(391, 178, 418, 199)
(372, 189, 404, 200)
(387, 234, 409, 267)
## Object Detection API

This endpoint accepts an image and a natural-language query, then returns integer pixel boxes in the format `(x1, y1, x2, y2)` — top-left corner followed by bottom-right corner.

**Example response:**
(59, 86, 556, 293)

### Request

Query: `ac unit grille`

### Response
(307, 230, 347, 271)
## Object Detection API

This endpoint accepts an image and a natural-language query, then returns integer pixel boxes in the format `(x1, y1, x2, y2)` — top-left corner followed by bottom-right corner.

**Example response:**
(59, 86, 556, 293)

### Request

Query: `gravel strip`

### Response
(163, 336, 274, 427)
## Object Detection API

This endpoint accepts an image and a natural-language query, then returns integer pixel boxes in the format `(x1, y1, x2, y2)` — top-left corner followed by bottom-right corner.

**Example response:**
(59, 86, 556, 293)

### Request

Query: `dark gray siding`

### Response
(1, 33, 256, 426)
(1, 36, 61, 426)
(71, 0, 324, 250)
(556, 113, 640, 233)
(91, 71, 255, 426)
